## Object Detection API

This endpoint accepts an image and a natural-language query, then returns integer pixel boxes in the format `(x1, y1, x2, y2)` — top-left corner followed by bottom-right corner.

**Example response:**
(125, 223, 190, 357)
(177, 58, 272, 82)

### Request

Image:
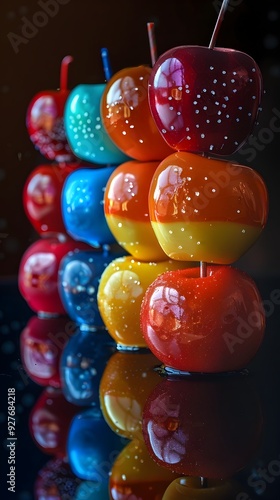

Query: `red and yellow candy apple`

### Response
(101, 65, 174, 161)
(162, 477, 241, 500)
(148, 152, 268, 265)
(104, 160, 170, 262)
(140, 265, 265, 373)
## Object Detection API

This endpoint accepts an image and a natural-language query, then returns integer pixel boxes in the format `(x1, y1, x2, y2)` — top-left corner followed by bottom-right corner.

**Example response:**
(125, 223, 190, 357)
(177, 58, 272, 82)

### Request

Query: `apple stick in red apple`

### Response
(26, 55, 75, 163)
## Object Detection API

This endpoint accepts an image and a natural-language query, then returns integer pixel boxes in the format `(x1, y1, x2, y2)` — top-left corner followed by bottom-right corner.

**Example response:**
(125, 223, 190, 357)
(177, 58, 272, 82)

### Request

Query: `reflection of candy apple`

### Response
(142, 375, 263, 479)
(104, 160, 167, 261)
(23, 162, 79, 237)
(110, 439, 180, 499)
(29, 387, 80, 457)
(18, 237, 90, 315)
(101, 65, 174, 161)
(26, 56, 75, 162)
(67, 408, 125, 481)
(148, 152, 268, 264)
(97, 256, 188, 348)
(58, 245, 125, 328)
(60, 328, 115, 406)
(20, 315, 74, 388)
(35, 457, 81, 499)
(64, 83, 130, 165)
(148, 45, 263, 156)
(140, 265, 265, 373)
(61, 166, 118, 247)
(162, 477, 241, 500)
(99, 351, 161, 439)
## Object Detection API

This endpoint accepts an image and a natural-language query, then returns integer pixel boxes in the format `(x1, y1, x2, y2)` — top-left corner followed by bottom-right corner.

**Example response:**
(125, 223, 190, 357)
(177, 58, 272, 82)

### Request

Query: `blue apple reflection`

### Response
(64, 83, 129, 165)
(60, 327, 115, 406)
(67, 407, 126, 484)
(61, 166, 118, 247)
(74, 479, 109, 500)
(58, 246, 124, 328)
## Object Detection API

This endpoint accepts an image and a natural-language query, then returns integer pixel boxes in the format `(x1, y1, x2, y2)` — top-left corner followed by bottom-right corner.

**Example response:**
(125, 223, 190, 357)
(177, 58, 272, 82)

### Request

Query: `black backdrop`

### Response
(0, 0, 280, 279)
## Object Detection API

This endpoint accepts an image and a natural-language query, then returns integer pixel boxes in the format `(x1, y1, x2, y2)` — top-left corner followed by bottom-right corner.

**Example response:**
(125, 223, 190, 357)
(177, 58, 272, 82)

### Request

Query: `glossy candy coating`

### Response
(67, 407, 126, 481)
(142, 375, 263, 478)
(101, 65, 174, 161)
(140, 265, 266, 373)
(110, 439, 180, 500)
(97, 256, 188, 348)
(58, 246, 124, 327)
(23, 162, 80, 238)
(148, 46, 263, 156)
(20, 315, 74, 388)
(149, 152, 268, 264)
(61, 166, 118, 247)
(29, 387, 80, 458)
(60, 328, 115, 406)
(99, 351, 161, 439)
(26, 90, 74, 162)
(104, 160, 167, 261)
(65, 84, 130, 165)
(18, 237, 90, 315)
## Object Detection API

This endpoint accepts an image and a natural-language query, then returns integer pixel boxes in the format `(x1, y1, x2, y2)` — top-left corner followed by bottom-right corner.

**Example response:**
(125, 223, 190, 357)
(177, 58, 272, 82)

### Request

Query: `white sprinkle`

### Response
(211, 90, 216, 95)
(203, 106, 208, 110)
(222, 70, 227, 74)
(210, 66, 214, 70)
(162, 129, 166, 133)
(193, 101, 198, 105)
(224, 136, 228, 140)
(210, 145, 214, 150)
(201, 133, 205, 138)
(213, 79, 217, 83)
(195, 110, 200, 114)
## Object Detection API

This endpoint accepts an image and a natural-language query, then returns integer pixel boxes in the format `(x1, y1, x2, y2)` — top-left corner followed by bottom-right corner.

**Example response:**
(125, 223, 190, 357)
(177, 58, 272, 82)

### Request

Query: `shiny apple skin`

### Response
(148, 45, 263, 156)
(140, 265, 265, 373)
(101, 65, 174, 161)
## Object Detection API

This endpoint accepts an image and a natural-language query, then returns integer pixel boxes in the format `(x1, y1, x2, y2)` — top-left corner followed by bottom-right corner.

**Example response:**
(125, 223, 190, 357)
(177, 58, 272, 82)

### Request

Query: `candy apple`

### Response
(60, 328, 115, 406)
(61, 166, 118, 247)
(104, 160, 167, 261)
(100, 65, 174, 161)
(26, 56, 75, 162)
(99, 351, 161, 439)
(18, 237, 90, 315)
(67, 407, 126, 481)
(148, 152, 268, 264)
(58, 245, 125, 328)
(35, 458, 81, 500)
(142, 375, 263, 478)
(162, 477, 241, 500)
(110, 439, 180, 499)
(23, 162, 80, 238)
(20, 315, 74, 388)
(140, 265, 265, 373)
(64, 83, 130, 165)
(97, 255, 188, 348)
(148, 46, 263, 156)
(29, 387, 80, 458)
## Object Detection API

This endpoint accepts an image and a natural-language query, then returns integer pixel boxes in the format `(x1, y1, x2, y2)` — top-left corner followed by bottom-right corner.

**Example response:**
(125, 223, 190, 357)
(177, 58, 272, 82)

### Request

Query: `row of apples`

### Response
(20, 40, 268, 374)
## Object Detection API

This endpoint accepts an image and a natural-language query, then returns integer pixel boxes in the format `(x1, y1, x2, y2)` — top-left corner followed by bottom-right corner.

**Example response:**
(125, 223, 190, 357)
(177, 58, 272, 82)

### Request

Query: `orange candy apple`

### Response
(104, 160, 167, 261)
(148, 152, 268, 264)
(97, 255, 188, 348)
(100, 65, 174, 161)
(162, 477, 241, 500)
(99, 351, 161, 440)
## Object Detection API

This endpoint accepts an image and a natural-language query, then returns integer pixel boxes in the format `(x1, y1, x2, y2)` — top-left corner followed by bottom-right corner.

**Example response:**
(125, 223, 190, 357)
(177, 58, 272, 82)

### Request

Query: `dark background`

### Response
(0, 0, 279, 280)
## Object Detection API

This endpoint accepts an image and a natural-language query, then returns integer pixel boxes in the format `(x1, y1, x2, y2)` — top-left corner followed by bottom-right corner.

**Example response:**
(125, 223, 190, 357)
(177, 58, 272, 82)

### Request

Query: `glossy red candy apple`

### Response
(18, 237, 90, 315)
(23, 162, 80, 238)
(148, 152, 268, 264)
(20, 315, 75, 388)
(26, 56, 75, 162)
(35, 458, 81, 500)
(104, 160, 168, 261)
(142, 375, 263, 479)
(148, 45, 263, 156)
(101, 65, 174, 161)
(29, 387, 80, 458)
(140, 265, 265, 373)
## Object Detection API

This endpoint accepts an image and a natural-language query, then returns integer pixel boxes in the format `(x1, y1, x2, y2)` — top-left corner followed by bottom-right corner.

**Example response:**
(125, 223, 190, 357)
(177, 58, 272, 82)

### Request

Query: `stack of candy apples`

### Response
(139, 0, 268, 376)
